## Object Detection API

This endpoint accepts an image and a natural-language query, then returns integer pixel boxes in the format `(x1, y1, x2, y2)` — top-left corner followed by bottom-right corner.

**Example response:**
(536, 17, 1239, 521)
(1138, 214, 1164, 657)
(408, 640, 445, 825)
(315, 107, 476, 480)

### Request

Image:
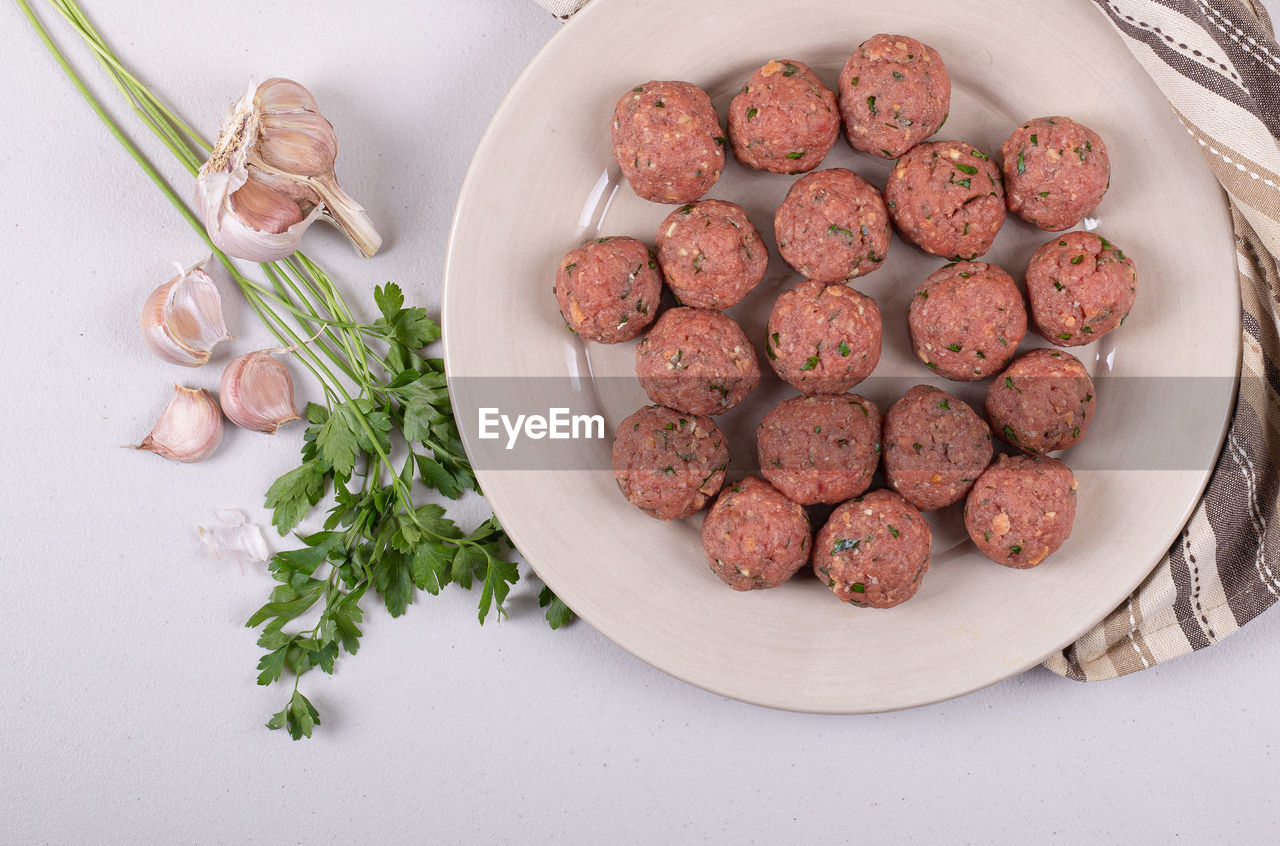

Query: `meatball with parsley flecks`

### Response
(766, 279, 882, 395)
(728, 58, 840, 174)
(1002, 116, 1110, 231)
(757, 393, 882, 506)
(965, 453, 1078, 568)
(1025, 231, 1137, 346)
(554, 236, 661, 343)
(702, 477, 811, 590)
(838, 33, 951, 160)
(907, 261, 1026, 380)
(655, 199, 768, 310)
(813, 489, 932, 608)
(884, 140, 1006, 260)
(883, 385, 992, 511)
(987, 348, 1097, 454)
(612, 405, 729, 521)
(635, 307, 759, 415)
(612, 80, 725, 204)
(774, 168, 892, 283)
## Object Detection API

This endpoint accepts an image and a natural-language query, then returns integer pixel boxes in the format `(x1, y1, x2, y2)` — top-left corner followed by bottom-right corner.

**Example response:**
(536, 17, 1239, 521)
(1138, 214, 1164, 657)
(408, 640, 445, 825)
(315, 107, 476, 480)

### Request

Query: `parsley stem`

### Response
(258, 262, 364, 386)
(280, 258, 373, 392)
(49, 0, 210, 155)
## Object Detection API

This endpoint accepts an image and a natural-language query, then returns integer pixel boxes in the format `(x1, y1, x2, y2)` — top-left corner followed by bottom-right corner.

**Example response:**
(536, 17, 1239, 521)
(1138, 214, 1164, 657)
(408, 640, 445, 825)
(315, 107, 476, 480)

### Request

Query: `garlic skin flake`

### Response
(136, 384, 224, 462)
(141, 261, 232, 366)
(199, 509, 270, 571)
(220, 349, 301, 434)
(196, 78, 382, 262)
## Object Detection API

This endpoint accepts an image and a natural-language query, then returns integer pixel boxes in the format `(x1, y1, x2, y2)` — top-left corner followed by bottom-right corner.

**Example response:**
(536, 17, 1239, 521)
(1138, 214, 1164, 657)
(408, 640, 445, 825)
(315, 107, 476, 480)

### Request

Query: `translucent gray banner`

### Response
(447, 374, 1240, 473)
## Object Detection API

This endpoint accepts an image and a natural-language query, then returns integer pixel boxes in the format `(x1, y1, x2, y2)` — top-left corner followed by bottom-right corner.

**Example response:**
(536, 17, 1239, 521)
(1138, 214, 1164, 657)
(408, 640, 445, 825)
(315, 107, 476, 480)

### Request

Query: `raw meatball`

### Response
(812, 489, 932, 608)
(884, 140, 1006, 260)
(907, 261, 1026, 380)
(883, 385, 993, 511)
(774, 168, 892, 282)
(965, 454, 1077, 568)
(612, 80, 726, 204)
(635, 307, 760, 415)
(838, 34, 951, 159)
(1025, 231, 1137, 346)
(655, 199, 768, 310)
(612, 405, 729, 521)
(554, 236, 661, 343)
(766, 280, 882, 395)
(757, 394, 882, 505)
(987, 348, 1096, 453)
(728, 59, 840, 174)
(701, 477, 811, 590)
(1002, 116, 1110, 231)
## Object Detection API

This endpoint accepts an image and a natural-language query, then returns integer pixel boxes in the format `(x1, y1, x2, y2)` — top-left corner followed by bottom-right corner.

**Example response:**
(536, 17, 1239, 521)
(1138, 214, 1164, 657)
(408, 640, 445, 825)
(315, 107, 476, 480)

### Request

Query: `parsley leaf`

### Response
(264, 461, 327, 534)
(539, 586, 576, 629)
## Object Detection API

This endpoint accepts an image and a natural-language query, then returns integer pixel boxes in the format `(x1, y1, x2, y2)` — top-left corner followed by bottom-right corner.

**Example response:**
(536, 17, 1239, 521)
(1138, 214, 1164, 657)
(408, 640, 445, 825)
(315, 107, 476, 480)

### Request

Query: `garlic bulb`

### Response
(136, 384, 224, 462)
(140, 261, 233, 366)
(220, 349, 301, 433)
(196, 78, 382, 262)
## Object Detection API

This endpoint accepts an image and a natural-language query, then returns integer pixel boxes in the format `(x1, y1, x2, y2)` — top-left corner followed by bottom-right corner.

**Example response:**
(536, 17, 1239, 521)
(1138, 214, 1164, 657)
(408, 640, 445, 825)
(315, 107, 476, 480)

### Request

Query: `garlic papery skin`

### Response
(136, 385, 224, 463)
(220, 349, 301, 434)
(140, 262, 233, 366)
(195, 78, 381, 262)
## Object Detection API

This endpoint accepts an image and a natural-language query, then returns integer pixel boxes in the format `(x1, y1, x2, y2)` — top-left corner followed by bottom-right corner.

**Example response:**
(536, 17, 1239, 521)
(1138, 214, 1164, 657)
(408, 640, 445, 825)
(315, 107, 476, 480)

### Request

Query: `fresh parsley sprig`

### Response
(249, 283, 540, 739)
(21, 0, 574, 741)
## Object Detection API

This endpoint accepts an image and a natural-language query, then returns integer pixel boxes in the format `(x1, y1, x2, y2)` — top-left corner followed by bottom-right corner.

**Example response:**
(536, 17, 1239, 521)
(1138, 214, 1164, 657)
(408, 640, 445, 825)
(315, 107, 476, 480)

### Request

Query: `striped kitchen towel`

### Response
(1046, 0, 1280, 680)
(533, 0, 1280, 681)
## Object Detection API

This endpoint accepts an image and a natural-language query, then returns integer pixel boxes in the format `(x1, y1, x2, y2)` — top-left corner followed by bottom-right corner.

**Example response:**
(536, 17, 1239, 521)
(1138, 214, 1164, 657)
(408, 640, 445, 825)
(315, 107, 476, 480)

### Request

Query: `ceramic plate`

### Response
(442, 0, 1240, 711)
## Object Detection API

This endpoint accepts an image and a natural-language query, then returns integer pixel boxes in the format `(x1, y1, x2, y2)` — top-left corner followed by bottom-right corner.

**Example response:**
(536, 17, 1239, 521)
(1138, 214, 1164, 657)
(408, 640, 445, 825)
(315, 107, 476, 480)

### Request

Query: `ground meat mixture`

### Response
(766, 279, 882, 395)
(635, 307, 760, 415)
(655, 199, 768, 310)
(728, 59, 840, 174)
(882, 385, 993, 511)
(884, 140, 1006, 260)
(774, 168, 892, 282)
(1025, 231, 1137, 346)
(812, 489, 933, 608)
(907, 261, 1026, 380)
(987, 348, 1097, 453)
(701, 476, 811, 590)
(965, 453, 1077, 568)
(612, 80, 726, 204)
(612, 405, 730, 521)
(1002, 116, 1110, 231)
(554, 236, 662, 343)
(838, 34, 951, 160)
(756, 393, 882, 505)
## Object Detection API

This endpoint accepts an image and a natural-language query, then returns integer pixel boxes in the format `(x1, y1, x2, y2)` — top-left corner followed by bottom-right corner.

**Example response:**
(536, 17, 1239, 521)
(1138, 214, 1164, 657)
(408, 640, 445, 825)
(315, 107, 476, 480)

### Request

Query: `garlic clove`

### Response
(196, 77, 381, 262)
(141, 262, 233, 366)
(136, 384, 224, 462)
(258, 110, 337, 176)
(256, 76, 319, 113)
(230, 175, 308, 234)
(197, 165, 322, 262)
(220, 349, 301, 434)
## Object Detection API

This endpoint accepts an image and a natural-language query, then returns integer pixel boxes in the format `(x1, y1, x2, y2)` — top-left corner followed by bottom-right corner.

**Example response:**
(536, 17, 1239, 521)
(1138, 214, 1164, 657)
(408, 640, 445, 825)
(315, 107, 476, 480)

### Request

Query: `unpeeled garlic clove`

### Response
(141, 261, 233, 366)
(220, 349, 301, 434)
(136, 384, 224, 462)
(195, 78, 381, 262)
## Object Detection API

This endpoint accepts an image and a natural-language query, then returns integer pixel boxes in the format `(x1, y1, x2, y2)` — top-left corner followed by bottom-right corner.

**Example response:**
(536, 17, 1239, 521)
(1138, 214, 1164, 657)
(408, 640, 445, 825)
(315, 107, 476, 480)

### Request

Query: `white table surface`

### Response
(3, 1, 1279, 842)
